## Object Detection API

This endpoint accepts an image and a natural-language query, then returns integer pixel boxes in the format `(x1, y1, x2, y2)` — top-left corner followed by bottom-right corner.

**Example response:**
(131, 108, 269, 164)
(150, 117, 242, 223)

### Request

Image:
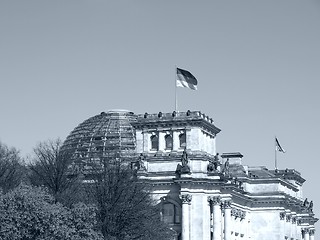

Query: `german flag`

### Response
(176, 68, 198, 90)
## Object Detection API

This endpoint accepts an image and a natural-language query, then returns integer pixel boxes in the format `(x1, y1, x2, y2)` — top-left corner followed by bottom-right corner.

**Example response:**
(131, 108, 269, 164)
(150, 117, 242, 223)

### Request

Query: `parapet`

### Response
(133, 110, 221, 136)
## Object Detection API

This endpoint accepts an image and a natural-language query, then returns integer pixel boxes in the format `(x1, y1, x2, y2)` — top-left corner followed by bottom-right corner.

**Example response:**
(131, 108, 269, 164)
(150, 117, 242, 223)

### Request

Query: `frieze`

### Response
(181, 194, 192, 204)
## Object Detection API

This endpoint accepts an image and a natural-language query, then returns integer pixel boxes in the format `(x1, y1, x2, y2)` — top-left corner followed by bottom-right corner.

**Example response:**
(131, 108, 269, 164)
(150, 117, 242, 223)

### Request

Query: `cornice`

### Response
(133, 111, 221, 136)
(144, 151, 215, 162)
(239, 176, 299, 192)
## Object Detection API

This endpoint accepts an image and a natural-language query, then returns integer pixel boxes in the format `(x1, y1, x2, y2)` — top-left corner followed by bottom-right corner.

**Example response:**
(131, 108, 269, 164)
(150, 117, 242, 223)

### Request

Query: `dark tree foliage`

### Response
(90, 163, 174, 240)
(29, 139, 82, 205)
(0, 184, 103, 240)
(0, 142, 25, 192)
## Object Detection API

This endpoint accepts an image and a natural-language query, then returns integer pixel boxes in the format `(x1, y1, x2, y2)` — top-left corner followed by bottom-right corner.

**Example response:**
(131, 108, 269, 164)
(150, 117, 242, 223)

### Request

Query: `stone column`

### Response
(173, 131, 180, 151)
(158, 132, 165, 151)
(309, 229, 315, 240)
(143, 132, 149, 152)
(181, 194, 192, 240)
(223, 201, 232, 240)
(303, 228, 310, 240)
(208, 196, 222, 240)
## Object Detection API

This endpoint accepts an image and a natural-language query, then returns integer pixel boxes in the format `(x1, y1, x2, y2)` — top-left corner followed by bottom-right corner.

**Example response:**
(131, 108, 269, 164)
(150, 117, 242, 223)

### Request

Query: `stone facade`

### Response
(133, 111, 317, 240)
(63, 110, 318, 240)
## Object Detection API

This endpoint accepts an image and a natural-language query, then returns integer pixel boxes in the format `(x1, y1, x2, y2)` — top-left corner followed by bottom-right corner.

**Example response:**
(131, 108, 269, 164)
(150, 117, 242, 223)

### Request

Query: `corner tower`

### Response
(134, 111, 220, 155)
(133, 110, 221, 178)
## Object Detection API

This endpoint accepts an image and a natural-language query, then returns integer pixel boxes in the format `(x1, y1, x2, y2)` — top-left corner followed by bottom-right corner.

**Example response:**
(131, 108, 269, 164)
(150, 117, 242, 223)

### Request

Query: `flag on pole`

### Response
(275, 137, 286, 153)
(176, 68, 198, 90)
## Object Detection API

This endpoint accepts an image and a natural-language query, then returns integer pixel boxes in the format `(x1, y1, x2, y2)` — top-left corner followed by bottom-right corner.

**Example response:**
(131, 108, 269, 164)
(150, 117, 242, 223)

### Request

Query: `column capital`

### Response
(223, 200, 232, 209)
(181, 194, 192, 204)
(292, 216, 297, 224)
(302, 228, 310, 235)
(286, 214, 292, 222)
(309, 229, 315, 236)
(208, 196, 221, 205)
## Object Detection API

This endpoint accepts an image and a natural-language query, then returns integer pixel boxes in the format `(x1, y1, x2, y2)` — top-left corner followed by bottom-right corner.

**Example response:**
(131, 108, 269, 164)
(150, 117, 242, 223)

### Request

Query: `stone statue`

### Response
(176, 148, 190, 174)
(303, 198, 309, 207)
(133, 153, 146, 171)
(181, 148, 188, 167)
(223, 158, 230, 175)
(308, 201, 313, 213)
(207, 153, 221, 173)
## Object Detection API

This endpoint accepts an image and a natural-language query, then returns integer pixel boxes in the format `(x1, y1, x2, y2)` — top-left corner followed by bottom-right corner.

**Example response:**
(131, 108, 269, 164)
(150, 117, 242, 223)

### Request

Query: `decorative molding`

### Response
(231, 208, 246, 220)
(280, 212, 286, 220)
(292, 216, 297, 224)
(181, 194, 192, 204)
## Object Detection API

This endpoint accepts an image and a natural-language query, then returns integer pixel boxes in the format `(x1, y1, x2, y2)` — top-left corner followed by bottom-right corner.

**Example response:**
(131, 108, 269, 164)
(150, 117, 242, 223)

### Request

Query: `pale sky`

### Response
(1, 0, 319, 230)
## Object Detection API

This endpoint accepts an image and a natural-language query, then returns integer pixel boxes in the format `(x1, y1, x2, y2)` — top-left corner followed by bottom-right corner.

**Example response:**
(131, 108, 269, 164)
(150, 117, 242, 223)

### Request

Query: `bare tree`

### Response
(29, 139, 81, 204)
(0, 141, 25, 192)
(89, 162, 174, 240)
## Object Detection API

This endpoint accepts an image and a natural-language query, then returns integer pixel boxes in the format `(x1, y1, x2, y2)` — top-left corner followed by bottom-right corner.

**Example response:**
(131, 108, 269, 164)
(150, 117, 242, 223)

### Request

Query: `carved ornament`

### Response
(181, 194, 192, 204)
(231, 208, 246, 220)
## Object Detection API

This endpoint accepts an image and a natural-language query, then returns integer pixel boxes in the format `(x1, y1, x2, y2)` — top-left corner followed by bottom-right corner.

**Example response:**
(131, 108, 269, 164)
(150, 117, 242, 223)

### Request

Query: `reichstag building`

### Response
(62, 110, 317, 240)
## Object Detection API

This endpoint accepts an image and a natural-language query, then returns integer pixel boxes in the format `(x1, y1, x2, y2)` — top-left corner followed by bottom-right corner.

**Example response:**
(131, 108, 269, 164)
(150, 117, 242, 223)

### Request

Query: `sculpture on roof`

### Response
(176, 148, 190, 175)
(222, 158, 230, 176)
(302, 198, 313, 213)
(181, 148, 188, 167)
(132, 153, 146, 171)
(308, 201, 314, 213)
(208, 153, 221, 173)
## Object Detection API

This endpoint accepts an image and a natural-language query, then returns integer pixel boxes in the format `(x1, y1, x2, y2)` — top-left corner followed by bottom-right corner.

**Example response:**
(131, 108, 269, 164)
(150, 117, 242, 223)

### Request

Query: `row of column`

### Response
(302, 228, 315, 240)
(280, 212, 316, 240)
(142, 131, 185, 152)
(180, 194, 246, 240)
(207, 196, 246, 240)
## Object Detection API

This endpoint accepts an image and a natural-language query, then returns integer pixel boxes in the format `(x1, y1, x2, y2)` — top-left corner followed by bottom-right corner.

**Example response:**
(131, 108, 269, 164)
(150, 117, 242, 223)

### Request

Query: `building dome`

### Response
(62, 110, 137, 173)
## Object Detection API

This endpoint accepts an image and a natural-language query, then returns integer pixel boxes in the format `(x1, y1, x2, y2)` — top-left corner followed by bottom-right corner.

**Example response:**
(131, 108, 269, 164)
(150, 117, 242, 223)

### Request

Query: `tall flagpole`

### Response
(175, 66, 178, 112)
(275, 136, 278, 170)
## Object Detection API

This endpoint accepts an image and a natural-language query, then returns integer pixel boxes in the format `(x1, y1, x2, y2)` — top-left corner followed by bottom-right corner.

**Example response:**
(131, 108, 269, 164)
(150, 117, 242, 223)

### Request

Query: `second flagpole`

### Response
(175, 66, 178, 112)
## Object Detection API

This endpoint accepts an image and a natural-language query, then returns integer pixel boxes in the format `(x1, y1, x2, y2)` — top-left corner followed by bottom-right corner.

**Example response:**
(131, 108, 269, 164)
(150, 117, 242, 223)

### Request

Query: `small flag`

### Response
(176, 68, 198, 90)
(275, 137, 286, 153)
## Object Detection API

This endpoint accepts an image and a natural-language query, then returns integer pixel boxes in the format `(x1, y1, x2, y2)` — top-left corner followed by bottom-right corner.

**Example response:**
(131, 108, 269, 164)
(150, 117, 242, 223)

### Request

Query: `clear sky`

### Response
(1, 0, 319, 230)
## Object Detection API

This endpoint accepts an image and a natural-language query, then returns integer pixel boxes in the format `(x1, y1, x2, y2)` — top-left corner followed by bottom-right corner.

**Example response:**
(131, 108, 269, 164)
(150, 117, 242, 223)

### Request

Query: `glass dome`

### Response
(62, 110, 137, 173)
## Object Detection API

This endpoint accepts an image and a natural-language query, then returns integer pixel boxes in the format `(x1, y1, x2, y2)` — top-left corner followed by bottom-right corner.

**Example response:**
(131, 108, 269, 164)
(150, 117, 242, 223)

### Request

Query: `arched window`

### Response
(179, 133, 186, 148)
(162, 203, 181, 224)
(165, 134, 173, 150)
(150, 134, 158, 151)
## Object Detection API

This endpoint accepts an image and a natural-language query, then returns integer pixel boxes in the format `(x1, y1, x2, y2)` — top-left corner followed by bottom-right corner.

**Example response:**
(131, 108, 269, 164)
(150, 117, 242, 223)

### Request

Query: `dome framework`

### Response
(62, 110, 137, 174)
